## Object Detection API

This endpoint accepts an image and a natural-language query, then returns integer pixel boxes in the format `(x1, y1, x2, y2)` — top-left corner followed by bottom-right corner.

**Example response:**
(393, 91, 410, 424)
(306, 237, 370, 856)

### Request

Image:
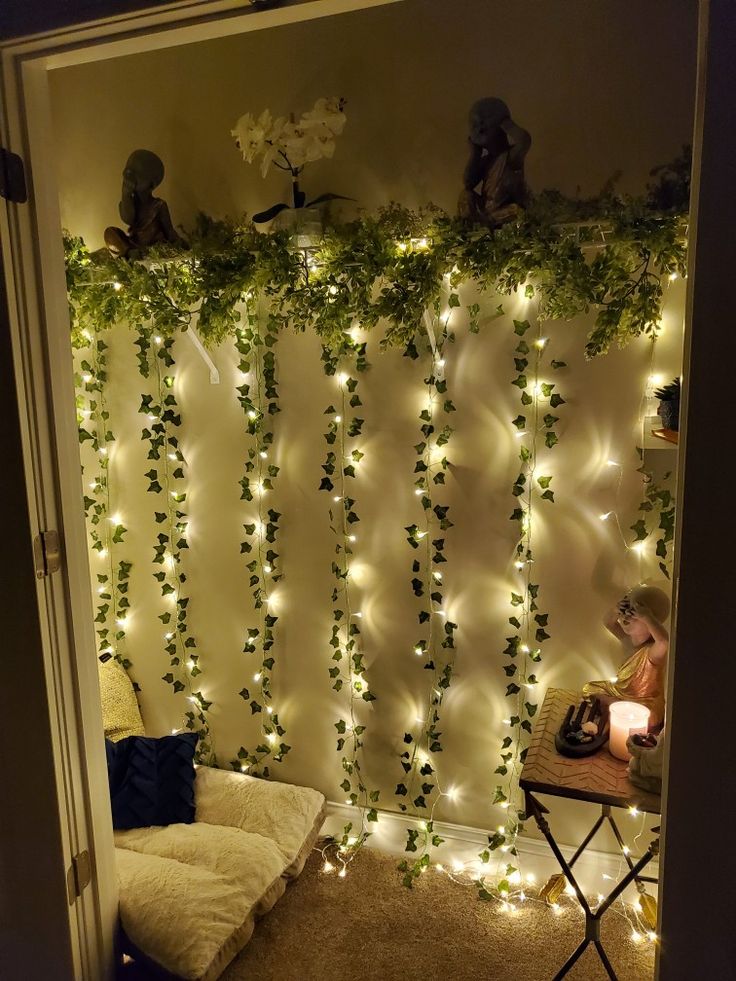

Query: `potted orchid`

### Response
(231, 96, 350, 226)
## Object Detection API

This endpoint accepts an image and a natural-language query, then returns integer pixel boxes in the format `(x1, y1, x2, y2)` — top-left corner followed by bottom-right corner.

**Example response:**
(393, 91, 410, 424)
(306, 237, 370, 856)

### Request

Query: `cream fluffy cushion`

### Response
(115, 766, 326, 980)
(98, 658, 145, 741)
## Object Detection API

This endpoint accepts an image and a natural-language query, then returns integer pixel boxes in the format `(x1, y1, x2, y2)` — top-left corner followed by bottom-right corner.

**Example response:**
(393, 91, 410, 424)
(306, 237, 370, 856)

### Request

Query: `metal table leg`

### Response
(524, 792, 657, 981)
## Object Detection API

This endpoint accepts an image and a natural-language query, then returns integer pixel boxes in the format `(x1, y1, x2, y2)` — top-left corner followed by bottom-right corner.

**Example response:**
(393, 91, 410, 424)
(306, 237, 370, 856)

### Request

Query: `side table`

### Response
(519, 687, 661, 980)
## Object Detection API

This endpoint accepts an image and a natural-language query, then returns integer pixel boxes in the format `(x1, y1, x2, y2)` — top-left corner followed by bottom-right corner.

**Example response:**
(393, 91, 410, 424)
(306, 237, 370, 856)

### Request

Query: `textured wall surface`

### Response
(50, 0, 695, 845)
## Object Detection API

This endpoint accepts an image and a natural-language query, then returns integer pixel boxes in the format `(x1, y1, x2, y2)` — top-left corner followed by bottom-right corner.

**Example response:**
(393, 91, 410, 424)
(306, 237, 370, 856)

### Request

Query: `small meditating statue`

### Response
(104, 149, 186, 258)
(458, 97, 531, 227)
(583, 585, 670, 728)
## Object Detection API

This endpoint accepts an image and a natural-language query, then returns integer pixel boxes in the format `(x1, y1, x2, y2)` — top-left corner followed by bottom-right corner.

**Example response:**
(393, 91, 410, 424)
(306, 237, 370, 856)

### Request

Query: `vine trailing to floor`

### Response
(136, 328, 215, 764)
(75, 328, 133, 669)
(231, 294, 290, 777)
(318, 335, 380, 869)
(479, 313, 566, 900)
(396, 308, 459, 887)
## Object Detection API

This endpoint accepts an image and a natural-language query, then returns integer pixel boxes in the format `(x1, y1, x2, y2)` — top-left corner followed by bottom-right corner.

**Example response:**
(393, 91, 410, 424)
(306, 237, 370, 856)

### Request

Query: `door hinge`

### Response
(33, 529, 61, 579)
(67, 850, 92, 905)
(0, 147, 28, 204)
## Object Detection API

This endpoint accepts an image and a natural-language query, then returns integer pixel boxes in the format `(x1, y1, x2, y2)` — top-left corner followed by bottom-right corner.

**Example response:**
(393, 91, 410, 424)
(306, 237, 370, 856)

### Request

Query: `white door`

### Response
(0, 56, 118, 981)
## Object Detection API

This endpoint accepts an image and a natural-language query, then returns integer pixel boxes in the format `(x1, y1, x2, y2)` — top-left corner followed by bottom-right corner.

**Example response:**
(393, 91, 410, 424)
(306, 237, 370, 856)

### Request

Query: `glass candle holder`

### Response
(609, 701, 650, 761)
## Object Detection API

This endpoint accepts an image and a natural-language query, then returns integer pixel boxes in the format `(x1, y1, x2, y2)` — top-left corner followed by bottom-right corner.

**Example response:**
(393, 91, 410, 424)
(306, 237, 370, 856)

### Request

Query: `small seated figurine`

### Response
(104, 149, 186, 258)
(583, 585, 670, 728)
(458, 97, 531, 227)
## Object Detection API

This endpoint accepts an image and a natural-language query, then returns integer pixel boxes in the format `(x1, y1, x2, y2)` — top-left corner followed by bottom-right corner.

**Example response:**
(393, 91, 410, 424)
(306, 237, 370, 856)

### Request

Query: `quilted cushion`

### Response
(98, 658, 145, 741)
(106, 732, 198, 829)
(115, 768, 326, 979)
(115, 825, 287, 980)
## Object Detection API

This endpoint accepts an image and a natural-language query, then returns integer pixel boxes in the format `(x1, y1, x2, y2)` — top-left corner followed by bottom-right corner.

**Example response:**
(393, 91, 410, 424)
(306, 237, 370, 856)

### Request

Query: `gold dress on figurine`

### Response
(583, 644, 665, 727)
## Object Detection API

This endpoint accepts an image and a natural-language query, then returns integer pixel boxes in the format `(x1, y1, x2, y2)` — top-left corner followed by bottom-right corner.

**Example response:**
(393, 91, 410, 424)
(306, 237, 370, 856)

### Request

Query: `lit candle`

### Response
(609, 701, 650, 761)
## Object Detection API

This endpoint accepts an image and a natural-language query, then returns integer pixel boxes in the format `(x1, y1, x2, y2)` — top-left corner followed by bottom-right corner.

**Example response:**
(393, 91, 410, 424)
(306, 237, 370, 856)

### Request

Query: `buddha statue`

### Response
(104, 150, 186, 258)
(584, 585, 670, 728)
(458, 97, 531, 227)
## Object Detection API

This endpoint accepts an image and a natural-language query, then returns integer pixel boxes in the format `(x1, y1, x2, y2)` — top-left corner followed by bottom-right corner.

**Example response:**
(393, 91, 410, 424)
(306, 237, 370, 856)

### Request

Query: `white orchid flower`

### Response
(233, 96, 346, 184)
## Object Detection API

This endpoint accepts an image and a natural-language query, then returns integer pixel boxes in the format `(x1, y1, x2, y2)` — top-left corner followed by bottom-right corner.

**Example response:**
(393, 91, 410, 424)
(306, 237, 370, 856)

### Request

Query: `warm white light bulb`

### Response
(335, 415, 342, 423)
(599, 512, 613, 521)
(337, 372, 348, 386)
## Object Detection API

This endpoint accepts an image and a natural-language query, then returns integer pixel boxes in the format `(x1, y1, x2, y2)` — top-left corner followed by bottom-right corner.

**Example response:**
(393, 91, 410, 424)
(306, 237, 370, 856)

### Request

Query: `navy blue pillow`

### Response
(104, 732, 199, 830)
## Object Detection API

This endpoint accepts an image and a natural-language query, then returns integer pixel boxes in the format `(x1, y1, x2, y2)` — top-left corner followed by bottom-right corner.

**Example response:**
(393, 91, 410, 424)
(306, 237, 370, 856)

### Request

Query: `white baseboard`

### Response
(322, 801, 658, 901)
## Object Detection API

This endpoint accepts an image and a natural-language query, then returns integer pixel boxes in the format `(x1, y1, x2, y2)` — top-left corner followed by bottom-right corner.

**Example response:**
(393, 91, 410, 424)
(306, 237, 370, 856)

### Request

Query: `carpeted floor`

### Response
(221, 847, 655, 981)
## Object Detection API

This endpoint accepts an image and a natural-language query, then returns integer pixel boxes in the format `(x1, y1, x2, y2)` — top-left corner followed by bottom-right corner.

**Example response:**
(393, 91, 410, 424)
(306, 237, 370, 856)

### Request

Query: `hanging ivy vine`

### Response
(630, 457, 676, 579)
(478, 314, 566, 899)
(231, 294, 290, 777)
(319, 335, 380, 864)
(136, 328, 215, 764)
(76, 328, 133, 668)
(396, 308, 459, 887)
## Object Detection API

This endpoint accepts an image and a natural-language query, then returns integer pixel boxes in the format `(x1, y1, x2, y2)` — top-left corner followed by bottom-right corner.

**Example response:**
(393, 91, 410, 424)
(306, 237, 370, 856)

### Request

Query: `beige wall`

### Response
(50, 0, 695, 846)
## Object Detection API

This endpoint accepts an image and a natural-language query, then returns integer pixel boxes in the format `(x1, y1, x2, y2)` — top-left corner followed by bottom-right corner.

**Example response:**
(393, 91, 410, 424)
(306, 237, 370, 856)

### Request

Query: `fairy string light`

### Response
(396, 309, 459, 887)
(76, 328, 133, 668)
(483, 314, 565, 891)
(319, 336, 380, 869)
(232, 294, 289, 777)
(136, 327, 215, 764)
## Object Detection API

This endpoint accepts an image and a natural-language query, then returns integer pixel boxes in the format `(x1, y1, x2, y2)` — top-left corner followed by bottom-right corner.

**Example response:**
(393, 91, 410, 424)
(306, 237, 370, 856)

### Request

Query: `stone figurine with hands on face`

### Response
(458, 97, 531, 227)
(104, 149, 187, 258)
(583, 584, 670, 728)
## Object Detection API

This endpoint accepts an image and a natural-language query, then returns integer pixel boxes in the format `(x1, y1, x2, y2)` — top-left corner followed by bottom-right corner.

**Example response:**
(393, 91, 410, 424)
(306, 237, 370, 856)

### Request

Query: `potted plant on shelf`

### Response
(231, 96, 350, 238)
(654, 377, 681, 431)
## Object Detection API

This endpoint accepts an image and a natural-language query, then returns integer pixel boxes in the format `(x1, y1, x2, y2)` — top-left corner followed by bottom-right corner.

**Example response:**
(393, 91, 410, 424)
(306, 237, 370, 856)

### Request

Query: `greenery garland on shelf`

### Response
(478, 315, 566, 900)
(136, 329, 215, 764)
(396, 309, 458, 887)
(76, 329, 133, 669)
(64, 189, 686, 361)
(319, 336, 380, 869)
(231, 295, 290, 777)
